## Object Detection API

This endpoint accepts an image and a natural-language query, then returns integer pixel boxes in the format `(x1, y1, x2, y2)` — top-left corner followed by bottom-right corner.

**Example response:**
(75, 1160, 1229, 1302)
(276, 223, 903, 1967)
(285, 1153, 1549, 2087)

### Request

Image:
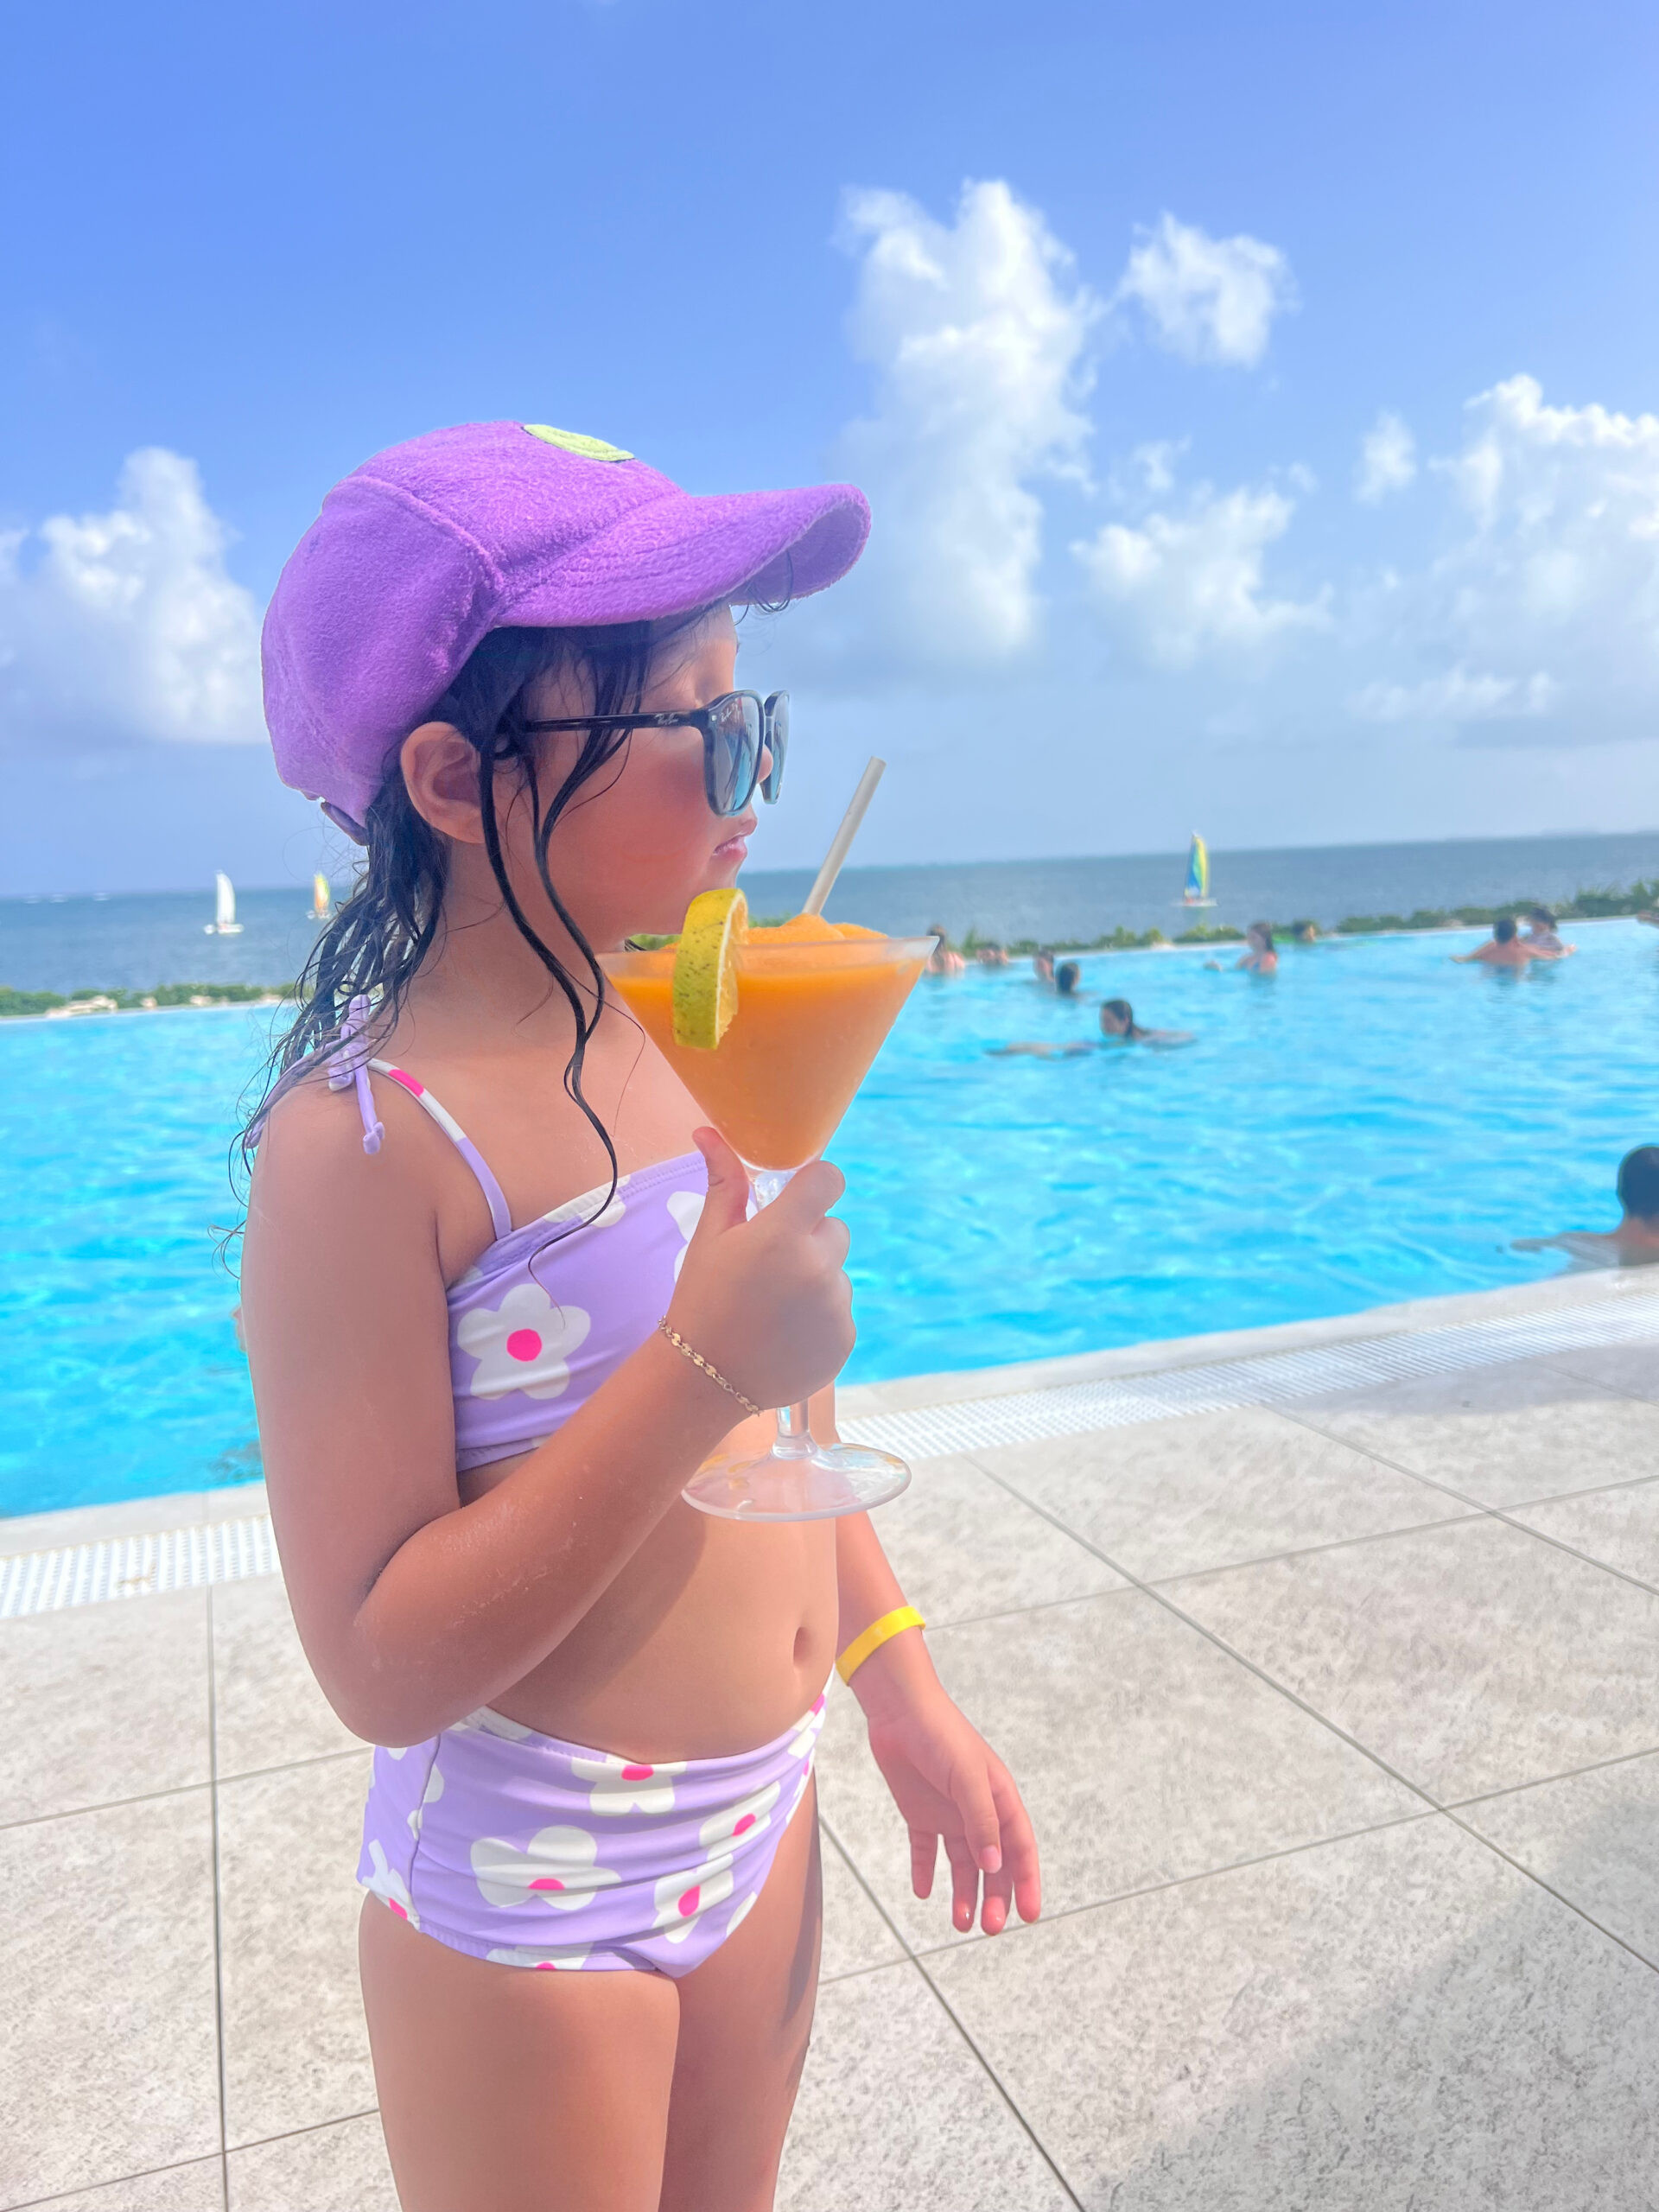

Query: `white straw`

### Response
(803, 757, 886, 916)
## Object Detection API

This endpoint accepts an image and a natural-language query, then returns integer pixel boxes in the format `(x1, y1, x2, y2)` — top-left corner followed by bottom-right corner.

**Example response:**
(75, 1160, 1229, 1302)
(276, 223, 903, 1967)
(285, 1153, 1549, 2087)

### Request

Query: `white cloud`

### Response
(1350, 666, 1558, 724)
(817, 179, 1096, 673)
(1074, 479, 1330, 665)
(1348, 375, 1659, 744)
(0, 448, 262, 751)
(1115, 213, 1295, 368)
(1355, 411, 1416, 502)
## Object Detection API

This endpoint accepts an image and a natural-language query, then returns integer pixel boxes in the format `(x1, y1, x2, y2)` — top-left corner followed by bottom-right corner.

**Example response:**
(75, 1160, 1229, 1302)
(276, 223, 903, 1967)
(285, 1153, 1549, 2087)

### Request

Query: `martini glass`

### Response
(601, 930, 935, 1522)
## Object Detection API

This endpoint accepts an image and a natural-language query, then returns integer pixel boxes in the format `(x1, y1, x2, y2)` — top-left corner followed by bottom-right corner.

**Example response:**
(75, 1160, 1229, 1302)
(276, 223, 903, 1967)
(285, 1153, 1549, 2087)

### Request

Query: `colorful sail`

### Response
(312, 872, 332, 921)
(1183, 834, 1211, 905)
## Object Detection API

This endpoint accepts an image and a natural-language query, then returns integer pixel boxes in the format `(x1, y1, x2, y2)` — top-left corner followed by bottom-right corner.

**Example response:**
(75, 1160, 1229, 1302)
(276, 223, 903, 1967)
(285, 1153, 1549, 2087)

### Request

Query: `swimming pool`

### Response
(4, 920, 1656, 1517)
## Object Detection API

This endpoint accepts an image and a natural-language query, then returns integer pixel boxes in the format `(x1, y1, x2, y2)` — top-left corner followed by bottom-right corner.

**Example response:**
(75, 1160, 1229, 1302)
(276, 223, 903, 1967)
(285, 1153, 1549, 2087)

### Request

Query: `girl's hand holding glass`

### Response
(667, 1126, 855, 1416)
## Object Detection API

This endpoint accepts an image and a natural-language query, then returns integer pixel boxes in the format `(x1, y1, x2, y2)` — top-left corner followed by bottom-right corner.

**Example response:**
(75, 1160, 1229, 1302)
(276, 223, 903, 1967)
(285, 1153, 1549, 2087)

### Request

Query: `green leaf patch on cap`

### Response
(522, 424, 634, 462)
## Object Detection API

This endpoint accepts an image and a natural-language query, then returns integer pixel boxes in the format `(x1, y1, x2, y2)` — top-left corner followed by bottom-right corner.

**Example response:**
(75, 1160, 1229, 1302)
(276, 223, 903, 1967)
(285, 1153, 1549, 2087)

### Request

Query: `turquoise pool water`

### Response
(4, 920, 1656, 1517)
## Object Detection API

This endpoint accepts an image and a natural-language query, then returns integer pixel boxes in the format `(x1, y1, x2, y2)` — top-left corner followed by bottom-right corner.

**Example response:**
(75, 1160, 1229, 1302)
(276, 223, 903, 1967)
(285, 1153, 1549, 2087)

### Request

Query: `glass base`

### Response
(683, 1440, 912, 1522)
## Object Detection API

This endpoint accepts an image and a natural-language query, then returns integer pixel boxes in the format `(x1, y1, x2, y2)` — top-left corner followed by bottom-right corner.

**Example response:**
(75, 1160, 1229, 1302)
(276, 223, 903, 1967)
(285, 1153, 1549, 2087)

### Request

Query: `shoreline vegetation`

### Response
(3, 879, 1656, 1021)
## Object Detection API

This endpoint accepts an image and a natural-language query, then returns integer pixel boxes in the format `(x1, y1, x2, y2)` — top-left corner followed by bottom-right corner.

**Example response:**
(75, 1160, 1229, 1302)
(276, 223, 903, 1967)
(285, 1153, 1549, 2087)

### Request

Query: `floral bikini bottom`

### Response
(359, 1687, 828, 1975)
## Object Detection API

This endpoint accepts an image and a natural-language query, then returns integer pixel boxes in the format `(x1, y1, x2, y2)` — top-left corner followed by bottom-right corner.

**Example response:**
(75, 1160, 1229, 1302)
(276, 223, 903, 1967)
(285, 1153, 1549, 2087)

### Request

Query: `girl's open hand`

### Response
(861, 1680, 1041, 1936)
(668, 1127, 855, 1413)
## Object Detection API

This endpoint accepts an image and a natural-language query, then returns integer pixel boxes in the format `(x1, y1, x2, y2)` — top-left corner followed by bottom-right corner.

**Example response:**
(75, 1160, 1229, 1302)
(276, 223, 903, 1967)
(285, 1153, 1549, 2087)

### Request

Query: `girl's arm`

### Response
(243, 1093, 849, 1747)
(828, 1433, 1042, 1939)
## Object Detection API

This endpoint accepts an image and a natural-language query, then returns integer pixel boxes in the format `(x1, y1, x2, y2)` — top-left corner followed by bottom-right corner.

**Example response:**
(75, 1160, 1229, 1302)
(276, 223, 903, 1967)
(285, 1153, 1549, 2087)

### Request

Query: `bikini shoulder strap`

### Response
(365, 1057, 514, 1242)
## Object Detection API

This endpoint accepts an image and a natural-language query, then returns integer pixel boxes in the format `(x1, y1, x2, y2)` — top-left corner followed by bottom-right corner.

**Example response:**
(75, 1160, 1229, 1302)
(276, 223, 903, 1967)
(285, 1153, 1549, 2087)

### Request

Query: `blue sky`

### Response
(3, 0, 1657, 893)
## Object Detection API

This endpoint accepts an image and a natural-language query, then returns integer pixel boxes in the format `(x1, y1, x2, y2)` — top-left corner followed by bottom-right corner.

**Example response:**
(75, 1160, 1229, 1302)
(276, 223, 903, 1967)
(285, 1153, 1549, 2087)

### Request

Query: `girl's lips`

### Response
(711, 817, 755, 861)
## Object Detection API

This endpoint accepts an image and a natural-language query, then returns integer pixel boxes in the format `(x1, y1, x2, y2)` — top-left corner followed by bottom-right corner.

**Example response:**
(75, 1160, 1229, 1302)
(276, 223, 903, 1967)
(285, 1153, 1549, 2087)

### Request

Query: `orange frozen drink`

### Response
(603, 915, 929, 1168)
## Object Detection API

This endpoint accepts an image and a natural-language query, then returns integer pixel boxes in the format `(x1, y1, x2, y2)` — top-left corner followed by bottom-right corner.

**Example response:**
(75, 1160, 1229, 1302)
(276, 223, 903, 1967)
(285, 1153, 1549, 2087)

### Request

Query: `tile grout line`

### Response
(1440, 1739, 1659, 1813)
(955, 1445, 1659, 1974)
(4, 2153, 228, 2212)
(813, 1815, 1087, 2211)
(0, 1741, 370, 1839)
(206, 1586, 231, 2210)
(1274, 1402, 1659, 1608)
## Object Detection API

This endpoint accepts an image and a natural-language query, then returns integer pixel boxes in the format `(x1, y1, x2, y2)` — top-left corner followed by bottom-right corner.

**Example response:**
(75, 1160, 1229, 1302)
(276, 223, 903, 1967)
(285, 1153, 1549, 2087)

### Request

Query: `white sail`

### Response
(205, 871, 245, 935)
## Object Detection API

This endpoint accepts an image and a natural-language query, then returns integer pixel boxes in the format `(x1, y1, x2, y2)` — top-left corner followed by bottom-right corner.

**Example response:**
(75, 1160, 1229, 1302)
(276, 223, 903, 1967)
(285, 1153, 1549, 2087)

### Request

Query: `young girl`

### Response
(239, 421, 1040, 2212)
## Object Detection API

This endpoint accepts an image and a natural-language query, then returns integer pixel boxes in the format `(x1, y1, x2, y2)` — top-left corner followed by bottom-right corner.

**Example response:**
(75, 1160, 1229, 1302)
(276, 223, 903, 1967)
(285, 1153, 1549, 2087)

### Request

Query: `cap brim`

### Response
(499, 480, 870, 628)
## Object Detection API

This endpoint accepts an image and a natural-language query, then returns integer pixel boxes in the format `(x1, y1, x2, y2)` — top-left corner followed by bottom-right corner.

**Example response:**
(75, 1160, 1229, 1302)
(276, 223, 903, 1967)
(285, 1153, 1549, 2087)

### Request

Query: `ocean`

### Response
(4, 830, 1659, 993)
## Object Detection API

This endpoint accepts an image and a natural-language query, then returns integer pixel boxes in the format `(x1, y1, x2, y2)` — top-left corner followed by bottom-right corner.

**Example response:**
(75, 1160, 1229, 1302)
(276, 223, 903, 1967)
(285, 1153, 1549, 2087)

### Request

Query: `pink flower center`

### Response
(505, 1328, 543, 1362)
(388, 1899, 408, 1919)
(677, 1884, 702, 1917)
(528, 1876, 566, 1892)
(621, 1764, 653, 1782)
(734, 1813, 756, 1836)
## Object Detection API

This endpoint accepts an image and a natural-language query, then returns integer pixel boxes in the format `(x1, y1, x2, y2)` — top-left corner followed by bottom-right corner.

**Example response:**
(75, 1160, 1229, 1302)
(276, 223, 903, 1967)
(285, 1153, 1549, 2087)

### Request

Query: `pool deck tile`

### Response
(0, 1586, 210, 1826)
(925, 1815, 1659, 2210)
(816, 1587, 1416, 1955)
(10, 1274, 1659, 2208)
(211, 1577, 366, 1779)
(1167, 1513, 1659, 1802)
(976, 1405, 1468, 1582)
(1291, 1355, 1659, 1508)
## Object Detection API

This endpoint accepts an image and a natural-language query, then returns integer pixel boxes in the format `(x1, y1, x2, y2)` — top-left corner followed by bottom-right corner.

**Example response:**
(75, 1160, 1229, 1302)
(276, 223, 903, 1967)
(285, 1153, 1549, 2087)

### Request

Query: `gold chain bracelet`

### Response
(657, 1321, 762, 1418)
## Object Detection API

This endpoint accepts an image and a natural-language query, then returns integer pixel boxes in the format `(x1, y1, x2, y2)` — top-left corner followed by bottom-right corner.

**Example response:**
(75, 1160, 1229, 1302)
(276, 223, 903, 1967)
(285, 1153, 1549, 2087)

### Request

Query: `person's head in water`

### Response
(1099, 998, 1140, 1038)
(1247, 922, 1274, 953)
(1033, 948, 1055, 981)
(1292, 919, 1318, 944)
(1617, 1146, 1659, 1225)
(1528, 906, 1556, 931)
(1493, 916, 1518, 944)
(1055, 960, 1080, 996)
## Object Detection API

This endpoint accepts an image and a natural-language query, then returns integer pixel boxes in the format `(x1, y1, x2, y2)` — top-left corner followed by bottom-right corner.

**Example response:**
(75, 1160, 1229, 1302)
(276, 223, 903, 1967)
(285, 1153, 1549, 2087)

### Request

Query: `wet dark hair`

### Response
(1528, 906, 1556, 928)
(1249, 921, 1274, 950)
(1493, 916, 1518, 944)
(1617, 1145, 1659, 1222)
(1101, 997, 1139, 1035)
(1055, 960, 1080, 995)
(235, 608, 721, 1222)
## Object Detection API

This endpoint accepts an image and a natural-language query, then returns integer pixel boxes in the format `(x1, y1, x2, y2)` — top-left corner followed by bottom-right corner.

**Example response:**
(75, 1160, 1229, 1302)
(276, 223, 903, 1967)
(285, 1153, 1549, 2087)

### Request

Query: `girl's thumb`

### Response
(691, 1127, 752, 1232)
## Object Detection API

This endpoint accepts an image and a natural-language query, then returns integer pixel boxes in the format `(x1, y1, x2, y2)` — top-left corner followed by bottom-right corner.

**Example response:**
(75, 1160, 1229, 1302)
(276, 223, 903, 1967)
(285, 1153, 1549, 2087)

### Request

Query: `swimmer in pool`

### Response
(1054, 960, 1081, 996)
(927, 925, 966, 977)
(976, 943, 1010, 967)
(1097, 998, 1194, 1046)
(1032, 948, 1056, 985)
(1291, 919, 1319, 944)
(1236, 922, 1278, 975)
(1521, 906, 1574, 957)
(1514, 1145, 1659, 1268)
(1454, 916, 1535, 967)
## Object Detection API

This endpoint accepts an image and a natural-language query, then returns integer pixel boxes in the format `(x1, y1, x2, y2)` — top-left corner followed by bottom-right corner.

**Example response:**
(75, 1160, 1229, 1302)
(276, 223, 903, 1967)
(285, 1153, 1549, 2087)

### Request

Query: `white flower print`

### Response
(364, 1840, 419, 1929)
(697, 1781, 780, 1855)
(666, 1189, 703, 1281)
(471, 1825, 620, 1912)
(569, 1752, 688, 1818)
(786, 1694, 828, 1763)
(408, 1760, 445, 1840)
(456, 1283, 591, 1401)
(652, 1854, 735, 1943)
(486, 1943, 594, 1971)
(540, 1174, 628, 1230)
(457, 1707, 536, 1741)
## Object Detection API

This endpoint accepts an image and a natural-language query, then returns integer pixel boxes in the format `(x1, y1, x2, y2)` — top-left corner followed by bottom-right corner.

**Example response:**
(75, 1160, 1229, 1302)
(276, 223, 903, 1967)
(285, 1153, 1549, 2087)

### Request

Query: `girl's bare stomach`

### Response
(459, 1418, 840, 1761)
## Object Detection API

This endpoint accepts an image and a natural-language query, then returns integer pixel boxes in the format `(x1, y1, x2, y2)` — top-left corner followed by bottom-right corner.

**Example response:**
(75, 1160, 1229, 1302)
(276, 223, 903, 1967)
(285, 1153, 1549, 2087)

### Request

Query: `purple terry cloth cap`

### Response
(262, 420, 871, 830)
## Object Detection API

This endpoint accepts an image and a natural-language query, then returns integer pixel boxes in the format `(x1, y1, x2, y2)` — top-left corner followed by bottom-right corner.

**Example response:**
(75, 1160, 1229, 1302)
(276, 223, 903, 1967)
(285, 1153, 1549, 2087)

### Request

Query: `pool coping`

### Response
(3, 1264, 1653, 1568)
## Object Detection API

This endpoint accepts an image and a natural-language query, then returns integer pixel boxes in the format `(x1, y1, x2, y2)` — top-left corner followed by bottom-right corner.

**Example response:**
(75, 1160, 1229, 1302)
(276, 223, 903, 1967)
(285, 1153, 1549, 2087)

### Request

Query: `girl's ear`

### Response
(401, 722, 486, 844)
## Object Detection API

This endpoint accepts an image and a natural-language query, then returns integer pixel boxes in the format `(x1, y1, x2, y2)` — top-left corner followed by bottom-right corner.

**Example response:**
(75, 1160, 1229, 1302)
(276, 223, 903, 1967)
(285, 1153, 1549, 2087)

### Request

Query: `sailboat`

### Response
(1179, 832, 1216, 909)
(204, 871, 244, 936)
(311, 873, 333, 924)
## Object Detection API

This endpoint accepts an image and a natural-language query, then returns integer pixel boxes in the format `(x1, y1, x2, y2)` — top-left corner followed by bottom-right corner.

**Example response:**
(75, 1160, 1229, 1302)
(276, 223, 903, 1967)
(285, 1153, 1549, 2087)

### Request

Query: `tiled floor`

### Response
(6, 1280, 1659, 2209)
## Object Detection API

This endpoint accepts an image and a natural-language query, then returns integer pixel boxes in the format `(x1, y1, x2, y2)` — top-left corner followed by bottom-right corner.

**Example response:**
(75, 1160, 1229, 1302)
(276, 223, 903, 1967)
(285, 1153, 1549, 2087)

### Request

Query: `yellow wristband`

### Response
(836, 1605, 926, 1686)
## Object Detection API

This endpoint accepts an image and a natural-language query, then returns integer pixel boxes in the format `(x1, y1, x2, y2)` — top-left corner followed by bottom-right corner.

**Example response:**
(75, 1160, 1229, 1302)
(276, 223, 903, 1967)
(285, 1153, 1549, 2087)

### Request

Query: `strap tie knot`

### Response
(327, 993, 384, 1155)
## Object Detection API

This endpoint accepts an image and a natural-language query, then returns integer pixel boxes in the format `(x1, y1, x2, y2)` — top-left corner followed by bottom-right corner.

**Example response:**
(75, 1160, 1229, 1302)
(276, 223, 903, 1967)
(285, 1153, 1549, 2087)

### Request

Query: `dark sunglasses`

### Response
(521, 690, 789, 818)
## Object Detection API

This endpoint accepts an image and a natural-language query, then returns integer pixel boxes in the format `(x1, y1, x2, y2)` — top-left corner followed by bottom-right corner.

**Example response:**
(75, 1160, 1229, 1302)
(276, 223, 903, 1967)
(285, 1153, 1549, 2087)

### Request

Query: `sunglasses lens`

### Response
(760, 693, 788, 803)
(709, 694, 761, 815)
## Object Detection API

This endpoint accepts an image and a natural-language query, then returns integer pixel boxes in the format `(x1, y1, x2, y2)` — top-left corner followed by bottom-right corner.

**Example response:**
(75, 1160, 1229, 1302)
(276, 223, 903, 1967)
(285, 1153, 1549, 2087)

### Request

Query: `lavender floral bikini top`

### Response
(323, 1018, 709, 1471)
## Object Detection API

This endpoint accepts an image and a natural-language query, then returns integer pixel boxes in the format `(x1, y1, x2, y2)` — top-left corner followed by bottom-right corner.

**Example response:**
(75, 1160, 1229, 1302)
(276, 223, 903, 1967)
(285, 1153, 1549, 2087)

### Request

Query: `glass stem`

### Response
(774, 1401, 815, 1458)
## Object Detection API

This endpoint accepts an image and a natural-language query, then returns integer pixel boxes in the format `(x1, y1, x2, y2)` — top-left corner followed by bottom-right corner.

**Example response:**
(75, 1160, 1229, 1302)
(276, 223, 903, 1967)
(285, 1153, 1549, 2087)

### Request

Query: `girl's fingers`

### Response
(990, 1764, 1043, 1923)
(942, 1834, 981, 1932)
(909, 1827, 938, 1900)
(951, 1760, 1005, 1876)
